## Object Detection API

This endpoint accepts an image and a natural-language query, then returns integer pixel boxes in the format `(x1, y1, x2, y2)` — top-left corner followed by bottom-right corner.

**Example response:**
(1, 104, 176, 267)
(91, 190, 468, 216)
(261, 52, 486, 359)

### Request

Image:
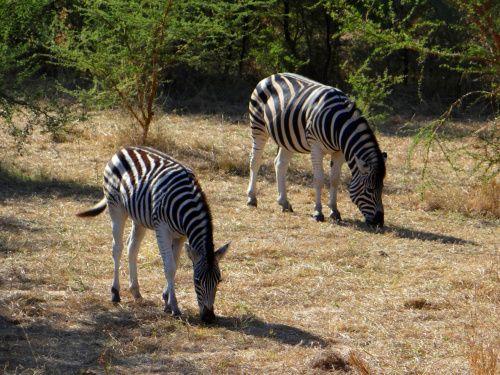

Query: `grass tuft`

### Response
(467, 316, 499, 375)
(310, 350, 351, 372)
(468, 340, 498, 375)
(403, 297, 431, 310)
(423, 178, 500, 218)
(348, 351, 371, 375)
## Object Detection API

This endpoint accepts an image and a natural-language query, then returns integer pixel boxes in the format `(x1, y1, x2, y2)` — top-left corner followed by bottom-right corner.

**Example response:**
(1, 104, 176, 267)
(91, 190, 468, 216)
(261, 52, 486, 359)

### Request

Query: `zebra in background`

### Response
(247, 73, 387, 226)
(77, 146, 229, 321)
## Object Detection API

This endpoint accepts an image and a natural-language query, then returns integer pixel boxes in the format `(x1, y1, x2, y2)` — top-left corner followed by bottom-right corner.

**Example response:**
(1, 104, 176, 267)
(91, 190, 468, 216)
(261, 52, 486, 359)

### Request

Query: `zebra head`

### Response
(185, 242, 230, 322)
(349, 152, 387, 226)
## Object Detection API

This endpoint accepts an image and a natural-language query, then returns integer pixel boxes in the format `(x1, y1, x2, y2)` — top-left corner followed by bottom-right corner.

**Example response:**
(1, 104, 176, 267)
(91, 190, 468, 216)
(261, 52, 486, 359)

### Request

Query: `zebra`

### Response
(247, 73, 387, 225)
(76, 146, 229, 321)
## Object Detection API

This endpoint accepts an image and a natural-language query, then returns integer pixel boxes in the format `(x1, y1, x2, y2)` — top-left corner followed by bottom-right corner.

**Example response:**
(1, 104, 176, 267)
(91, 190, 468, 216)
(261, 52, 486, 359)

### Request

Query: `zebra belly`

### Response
(305, 128, 342, 155)
(268, 134, 311, 154)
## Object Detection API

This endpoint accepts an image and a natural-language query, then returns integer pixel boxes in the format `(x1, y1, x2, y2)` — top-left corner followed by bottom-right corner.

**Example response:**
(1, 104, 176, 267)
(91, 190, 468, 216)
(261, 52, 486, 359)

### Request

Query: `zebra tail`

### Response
(76, 197, 107, 218)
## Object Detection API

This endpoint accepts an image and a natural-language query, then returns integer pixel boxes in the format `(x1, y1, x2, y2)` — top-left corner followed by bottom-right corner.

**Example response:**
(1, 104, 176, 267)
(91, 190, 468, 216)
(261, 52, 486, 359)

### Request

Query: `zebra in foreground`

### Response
(247, 73, 386, 225)
(76, 146, 229, 321)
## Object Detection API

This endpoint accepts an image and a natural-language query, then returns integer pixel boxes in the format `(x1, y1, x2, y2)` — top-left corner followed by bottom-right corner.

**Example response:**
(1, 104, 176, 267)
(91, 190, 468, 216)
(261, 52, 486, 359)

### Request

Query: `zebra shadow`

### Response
(0, 165, 102, 202)
(195, 314, 329, 348)
(340, 218, 477, 246)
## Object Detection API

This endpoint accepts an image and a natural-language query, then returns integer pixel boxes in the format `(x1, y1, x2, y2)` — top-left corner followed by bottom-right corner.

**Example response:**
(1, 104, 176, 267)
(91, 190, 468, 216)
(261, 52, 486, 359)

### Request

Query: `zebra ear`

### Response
(382, 151, 387, 164)
(185, 243, 202, 265)
(354, 155, 370, 175)
(214, 242, 230, 263)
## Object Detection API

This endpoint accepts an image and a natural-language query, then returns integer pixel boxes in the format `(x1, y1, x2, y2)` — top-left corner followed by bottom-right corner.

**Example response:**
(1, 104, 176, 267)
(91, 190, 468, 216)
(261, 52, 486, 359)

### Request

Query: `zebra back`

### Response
(250, 73, 385, 174)
(104, 146, 215, 261)
(249, 73, 349, 153)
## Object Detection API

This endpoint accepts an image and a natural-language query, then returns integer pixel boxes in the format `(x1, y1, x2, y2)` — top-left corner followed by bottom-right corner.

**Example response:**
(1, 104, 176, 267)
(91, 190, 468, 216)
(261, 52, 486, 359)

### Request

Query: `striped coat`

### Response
(247, 73, 386, 225)
(77, 146, 229, 321)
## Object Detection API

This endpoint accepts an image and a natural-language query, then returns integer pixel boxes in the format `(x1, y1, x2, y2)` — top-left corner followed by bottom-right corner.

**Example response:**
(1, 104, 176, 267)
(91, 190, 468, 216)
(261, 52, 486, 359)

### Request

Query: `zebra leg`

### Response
(167, 237, 184, 312)
(247, 133, 269, 207)
(275, 147, 294, 212)
(108, 204, 128, 303)
(171, 237, 185, 271)
(310, 144, 325, 221)
(154, 226, 181, 316)
(328, 152, 344, 222)
(127, 222, 147, 299)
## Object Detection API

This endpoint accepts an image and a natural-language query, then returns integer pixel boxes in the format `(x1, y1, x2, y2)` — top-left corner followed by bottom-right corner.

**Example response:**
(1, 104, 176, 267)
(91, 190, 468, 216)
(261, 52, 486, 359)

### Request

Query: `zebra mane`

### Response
(347, 100, 363, 120)
(189, 176, 216, 263)
(342, 103, 386, 182)
(369, 145, 387, 183)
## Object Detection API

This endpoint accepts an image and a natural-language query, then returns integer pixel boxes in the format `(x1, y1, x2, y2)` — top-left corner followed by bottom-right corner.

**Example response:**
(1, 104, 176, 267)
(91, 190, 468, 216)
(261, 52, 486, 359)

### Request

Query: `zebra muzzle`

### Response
(200, 305, 216, 322)
(366, 211, 384, 227)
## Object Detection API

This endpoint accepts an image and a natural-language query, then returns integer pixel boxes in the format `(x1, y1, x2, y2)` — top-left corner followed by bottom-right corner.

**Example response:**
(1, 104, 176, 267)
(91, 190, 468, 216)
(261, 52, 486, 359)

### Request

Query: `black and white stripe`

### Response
(77, 146, 229, 321)
(247, 73, 386, 225)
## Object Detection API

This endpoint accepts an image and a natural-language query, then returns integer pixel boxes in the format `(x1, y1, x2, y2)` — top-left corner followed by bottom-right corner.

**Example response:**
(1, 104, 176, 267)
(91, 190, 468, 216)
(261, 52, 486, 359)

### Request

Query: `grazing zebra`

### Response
(247, 73, 386, 225)
(76, 146, 229, 321)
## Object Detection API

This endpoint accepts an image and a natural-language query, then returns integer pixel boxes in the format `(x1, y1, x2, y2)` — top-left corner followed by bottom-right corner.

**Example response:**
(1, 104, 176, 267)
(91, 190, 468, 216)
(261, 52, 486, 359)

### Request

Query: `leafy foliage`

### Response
(0, 0, 83, 150)
(1, 0, 498, 178)
(51, 0, 265, 142)
(344, 64, 403, 123)
(329, 0, 499, 180)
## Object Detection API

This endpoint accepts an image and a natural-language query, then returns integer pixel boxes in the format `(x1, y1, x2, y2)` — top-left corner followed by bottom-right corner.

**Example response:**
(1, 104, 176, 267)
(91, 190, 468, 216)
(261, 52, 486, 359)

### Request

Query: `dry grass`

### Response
(1, 109, 499, 374)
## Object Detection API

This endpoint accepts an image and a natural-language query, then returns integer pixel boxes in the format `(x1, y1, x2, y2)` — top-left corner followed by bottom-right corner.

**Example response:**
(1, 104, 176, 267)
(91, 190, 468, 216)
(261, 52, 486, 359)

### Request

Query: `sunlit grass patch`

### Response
(0, 112, 499, 374)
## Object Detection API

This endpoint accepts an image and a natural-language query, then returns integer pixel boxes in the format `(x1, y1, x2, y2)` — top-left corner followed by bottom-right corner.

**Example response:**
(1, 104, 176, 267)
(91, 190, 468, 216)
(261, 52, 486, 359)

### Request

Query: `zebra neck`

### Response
(336, 114, 379, 167)
(344, 140, 386, 185)
(185, 214, 215, 262)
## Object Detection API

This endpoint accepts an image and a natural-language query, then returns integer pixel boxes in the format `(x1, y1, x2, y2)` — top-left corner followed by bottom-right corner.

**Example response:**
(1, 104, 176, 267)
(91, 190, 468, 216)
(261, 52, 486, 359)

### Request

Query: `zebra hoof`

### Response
(111, 287, 121, 303)
(365, 211, 384, 227)
(329, 211, 342, 222)
(247, 198, 257, 207)
(164, 305, 181, 317)
(281, 204, 293, 213)
(314, 213, 325, 222)
(131, 291, 142, 300)
(164, 302, 181, 315)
